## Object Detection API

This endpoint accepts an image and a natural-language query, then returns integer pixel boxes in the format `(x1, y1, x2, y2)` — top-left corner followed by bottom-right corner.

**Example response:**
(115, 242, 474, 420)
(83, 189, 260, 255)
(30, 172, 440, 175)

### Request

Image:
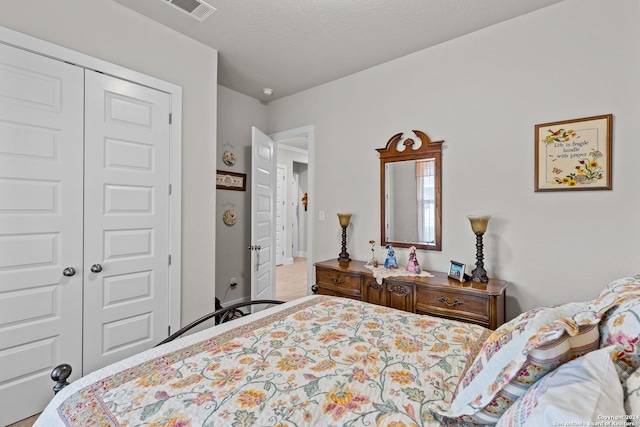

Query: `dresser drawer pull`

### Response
(389, 285, 411, 296)
(367, 282, 383, 291)
(331, 276, 345, 284)
(437, 296, 464, 307)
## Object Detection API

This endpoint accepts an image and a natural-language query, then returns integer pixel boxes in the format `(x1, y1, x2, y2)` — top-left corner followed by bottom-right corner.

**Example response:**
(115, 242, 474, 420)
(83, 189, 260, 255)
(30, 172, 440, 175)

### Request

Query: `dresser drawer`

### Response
(385, 282, 414, 313)
(315, 267, 362, 297)
(415, 287, 489, 326)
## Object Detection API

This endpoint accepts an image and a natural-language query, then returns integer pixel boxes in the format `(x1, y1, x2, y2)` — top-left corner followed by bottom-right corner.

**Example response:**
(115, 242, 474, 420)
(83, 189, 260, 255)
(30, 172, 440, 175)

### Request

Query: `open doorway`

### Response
(271, 126, 313, 301)
(275, 256, 307, 300)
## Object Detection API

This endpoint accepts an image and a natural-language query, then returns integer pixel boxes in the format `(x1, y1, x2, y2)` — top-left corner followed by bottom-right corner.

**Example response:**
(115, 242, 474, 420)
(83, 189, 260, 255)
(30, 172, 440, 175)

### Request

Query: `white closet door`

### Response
(83, 70, 171, 374)
(0, 43, 83, 426)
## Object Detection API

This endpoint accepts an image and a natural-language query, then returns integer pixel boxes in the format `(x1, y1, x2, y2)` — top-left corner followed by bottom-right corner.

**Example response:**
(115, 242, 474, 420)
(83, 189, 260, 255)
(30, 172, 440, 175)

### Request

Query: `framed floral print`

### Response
(534, 114, 612, 192)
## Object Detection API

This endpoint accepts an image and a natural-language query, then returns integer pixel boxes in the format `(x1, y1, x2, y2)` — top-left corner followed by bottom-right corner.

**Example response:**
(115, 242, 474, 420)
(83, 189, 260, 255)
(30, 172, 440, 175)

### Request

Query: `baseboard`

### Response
(296, 251, 308, 257)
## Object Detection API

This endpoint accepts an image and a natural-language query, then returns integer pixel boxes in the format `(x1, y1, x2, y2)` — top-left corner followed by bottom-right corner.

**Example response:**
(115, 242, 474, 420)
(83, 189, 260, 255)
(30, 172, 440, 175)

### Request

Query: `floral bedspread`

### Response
(50, 296, 490, 427)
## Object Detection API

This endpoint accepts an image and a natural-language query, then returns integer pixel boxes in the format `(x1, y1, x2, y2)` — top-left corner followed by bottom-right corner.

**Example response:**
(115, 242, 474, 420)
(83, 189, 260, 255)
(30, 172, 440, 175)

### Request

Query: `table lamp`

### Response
(468, 215, 491, 283)
(337, 213, 352, 262)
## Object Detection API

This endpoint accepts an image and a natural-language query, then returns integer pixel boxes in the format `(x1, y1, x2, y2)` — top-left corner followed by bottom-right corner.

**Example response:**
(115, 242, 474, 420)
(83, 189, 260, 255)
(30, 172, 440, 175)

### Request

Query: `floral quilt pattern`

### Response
(57, 296, 490, 427)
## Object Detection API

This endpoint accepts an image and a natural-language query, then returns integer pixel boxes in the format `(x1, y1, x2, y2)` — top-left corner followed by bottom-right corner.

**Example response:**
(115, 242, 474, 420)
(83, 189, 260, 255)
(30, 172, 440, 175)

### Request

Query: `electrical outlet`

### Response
(230, 277, 237, 288)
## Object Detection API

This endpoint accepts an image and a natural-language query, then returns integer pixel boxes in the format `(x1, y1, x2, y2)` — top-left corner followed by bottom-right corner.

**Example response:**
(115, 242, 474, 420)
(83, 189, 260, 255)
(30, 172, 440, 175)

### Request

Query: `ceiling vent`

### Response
(164, 0, 216, 21)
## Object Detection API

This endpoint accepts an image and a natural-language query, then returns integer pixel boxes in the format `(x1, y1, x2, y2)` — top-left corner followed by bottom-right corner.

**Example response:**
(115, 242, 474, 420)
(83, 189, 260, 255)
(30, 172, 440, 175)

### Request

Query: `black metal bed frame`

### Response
(50, 299, 285, 394)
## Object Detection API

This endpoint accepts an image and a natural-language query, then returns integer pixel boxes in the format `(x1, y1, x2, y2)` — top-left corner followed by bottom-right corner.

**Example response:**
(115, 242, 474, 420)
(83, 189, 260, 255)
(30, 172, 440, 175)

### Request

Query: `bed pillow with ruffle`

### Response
(430, 302, 600, 425)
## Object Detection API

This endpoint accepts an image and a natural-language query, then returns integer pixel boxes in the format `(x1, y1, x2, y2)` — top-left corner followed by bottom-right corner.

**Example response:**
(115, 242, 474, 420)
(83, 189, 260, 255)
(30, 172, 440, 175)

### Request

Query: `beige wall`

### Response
(0, 0, 219, 326)
(6, 0, 636, 323)
(215, 86, 268, 304)
(267, 0, 640, 319)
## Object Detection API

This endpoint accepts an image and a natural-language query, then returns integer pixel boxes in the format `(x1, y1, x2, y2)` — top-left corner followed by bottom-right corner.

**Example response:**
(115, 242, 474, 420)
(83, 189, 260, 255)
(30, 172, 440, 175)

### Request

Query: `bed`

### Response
(34, 276, 640, 427)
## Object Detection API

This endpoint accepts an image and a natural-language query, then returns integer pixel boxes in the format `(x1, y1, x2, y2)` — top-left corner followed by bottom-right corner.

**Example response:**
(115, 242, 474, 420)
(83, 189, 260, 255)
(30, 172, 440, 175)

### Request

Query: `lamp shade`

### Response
(467, 215, 491, 234)
(337, 213, 352, 227)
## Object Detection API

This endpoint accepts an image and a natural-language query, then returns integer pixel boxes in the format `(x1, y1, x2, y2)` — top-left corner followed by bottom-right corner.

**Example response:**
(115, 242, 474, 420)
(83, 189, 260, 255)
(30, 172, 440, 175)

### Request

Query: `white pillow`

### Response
(624, 367, 640, 423)
(496, 346, 625, 427)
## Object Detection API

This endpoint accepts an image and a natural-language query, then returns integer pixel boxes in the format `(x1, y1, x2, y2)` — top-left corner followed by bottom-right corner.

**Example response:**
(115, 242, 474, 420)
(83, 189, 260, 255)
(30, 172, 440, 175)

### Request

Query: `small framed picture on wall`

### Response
(216, 170, 246, 191)
(534, 114, 612, 192)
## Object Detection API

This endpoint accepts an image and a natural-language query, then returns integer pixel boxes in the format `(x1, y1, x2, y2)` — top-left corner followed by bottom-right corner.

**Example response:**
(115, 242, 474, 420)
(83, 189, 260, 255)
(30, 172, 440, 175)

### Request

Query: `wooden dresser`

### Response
(313, 259, 508, 329)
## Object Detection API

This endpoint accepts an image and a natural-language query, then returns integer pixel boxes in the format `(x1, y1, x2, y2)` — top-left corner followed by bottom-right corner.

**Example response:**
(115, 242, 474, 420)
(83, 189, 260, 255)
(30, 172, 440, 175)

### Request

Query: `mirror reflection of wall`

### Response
(386, 159, 435, 244)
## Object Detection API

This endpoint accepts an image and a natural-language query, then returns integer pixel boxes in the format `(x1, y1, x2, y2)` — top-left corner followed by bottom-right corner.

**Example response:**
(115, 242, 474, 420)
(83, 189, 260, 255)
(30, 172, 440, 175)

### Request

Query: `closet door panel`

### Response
(83, 70, 170, 374)
(0, 43, 83, 426)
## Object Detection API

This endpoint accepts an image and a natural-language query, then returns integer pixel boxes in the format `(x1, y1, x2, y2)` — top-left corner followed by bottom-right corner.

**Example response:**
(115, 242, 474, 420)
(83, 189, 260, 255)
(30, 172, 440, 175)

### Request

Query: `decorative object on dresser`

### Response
(448, 260, 466, 282)
(377, 129, 444, 251)
(406, 245, 421, 273)
(468, 215, 491, 283)
(383, 243, 398, 269)
(365, 239, 378, 267)
(314, 259, 507, 329)
(336, 213, 352, 262)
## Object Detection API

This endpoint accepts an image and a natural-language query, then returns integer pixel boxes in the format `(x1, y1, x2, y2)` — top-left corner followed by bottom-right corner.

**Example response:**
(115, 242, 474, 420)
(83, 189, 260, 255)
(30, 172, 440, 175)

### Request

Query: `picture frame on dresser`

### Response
(448, 261, 466, 282)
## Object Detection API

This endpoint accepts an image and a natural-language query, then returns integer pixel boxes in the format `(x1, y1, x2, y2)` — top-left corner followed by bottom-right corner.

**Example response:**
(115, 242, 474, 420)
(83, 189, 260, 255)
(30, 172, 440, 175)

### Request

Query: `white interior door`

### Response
(250, 127, 276, 304)
(0, 43, 84, 426)
(83, 70, 171, 374)
(291, 173, 299, 257)
(275, 165, 284, 266)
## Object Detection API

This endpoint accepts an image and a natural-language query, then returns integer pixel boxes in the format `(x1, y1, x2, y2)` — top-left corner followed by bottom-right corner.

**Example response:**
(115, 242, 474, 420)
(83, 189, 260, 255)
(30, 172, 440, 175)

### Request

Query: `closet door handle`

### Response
(90, 264, 103, 273)
(63, 267, 76, 277)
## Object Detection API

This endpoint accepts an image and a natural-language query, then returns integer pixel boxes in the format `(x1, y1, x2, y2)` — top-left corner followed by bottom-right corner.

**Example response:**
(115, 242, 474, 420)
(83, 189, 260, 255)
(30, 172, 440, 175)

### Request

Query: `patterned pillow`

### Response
(431, 302, 601, 425)
(495, 346, 625, 427)
(624, 367, 640, 422)
(599, 295, 640, 381)
(589, 275, 640, 316)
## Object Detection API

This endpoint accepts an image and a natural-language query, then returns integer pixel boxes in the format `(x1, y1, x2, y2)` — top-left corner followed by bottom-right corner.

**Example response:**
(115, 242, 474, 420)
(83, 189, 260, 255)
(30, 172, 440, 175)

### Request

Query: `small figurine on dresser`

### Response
(365, 240, 378, 267)
(406, 245, 421, 274)
(384, 244, 398, 269)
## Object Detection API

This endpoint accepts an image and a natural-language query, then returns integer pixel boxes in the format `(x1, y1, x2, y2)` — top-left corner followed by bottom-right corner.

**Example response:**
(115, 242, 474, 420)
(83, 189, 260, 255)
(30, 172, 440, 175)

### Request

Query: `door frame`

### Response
(291, 172, 300, 257)
(0, 25, 183, 333)
(269, 125, 314, 296)
(275, 164, 286, 266)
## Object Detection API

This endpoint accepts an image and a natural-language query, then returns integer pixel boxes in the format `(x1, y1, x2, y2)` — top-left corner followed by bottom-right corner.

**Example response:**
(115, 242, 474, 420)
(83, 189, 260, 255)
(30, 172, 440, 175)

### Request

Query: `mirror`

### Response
(377, 130, 443, 251)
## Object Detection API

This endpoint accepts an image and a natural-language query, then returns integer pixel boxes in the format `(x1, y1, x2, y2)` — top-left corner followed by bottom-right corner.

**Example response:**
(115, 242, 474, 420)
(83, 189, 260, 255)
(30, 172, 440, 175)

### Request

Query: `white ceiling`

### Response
(113, 0, 565, 103)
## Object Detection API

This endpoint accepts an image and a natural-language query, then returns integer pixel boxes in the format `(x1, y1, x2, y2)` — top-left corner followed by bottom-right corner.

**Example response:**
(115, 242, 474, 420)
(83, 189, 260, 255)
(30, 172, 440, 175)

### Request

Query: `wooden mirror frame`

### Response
(377, 130, 443, 251)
